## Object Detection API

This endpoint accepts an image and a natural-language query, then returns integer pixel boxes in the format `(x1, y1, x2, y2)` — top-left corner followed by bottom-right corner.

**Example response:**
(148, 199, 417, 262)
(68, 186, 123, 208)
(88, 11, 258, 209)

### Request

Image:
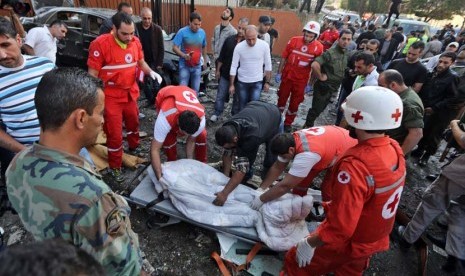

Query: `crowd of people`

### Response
(1, 1, 465, 275)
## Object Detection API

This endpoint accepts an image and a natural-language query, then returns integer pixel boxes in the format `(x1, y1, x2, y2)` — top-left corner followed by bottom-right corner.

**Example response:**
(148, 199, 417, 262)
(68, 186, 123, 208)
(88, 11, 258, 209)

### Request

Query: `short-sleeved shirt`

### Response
(0, 55, 55, 145)
(387, 59, 428, 88)
(24, 26, 57, 63)
(173, 26, 206, 67)
(386, 88, 424, 143)
(153, 109, 206, 143)
(6, 143, 143, 275)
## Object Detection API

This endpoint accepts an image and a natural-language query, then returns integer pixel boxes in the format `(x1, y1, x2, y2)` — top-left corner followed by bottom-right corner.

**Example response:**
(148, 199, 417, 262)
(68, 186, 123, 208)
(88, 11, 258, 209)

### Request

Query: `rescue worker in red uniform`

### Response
(249, 125, 357, 210)
(150, 85, 207, 180)
(87, 12, 162, 182)
(275, 21, 324, 132)
(282, 86, 406, 276)
(318, 20, 339, 52)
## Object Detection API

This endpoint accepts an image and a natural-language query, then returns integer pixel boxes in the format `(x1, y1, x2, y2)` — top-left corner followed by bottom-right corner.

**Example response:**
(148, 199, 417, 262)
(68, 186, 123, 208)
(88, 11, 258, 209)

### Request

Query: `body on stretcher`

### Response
(125, 163, 323, 246)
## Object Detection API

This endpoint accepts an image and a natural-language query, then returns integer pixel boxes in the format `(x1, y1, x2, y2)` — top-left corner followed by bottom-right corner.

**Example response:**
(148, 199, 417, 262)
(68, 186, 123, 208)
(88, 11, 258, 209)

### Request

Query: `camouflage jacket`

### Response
(6, 143, 142, 275)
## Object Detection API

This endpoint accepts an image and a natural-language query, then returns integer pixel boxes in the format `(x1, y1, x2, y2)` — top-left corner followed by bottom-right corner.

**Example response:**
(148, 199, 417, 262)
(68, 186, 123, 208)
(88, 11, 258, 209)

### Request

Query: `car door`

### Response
(46, 11, 85, 67)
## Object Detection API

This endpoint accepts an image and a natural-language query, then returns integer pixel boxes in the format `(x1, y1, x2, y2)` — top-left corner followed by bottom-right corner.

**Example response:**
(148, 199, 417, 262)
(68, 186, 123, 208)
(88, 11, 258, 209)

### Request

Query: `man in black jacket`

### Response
(378, 29, 400, 69)
(412, 52, 461, 165)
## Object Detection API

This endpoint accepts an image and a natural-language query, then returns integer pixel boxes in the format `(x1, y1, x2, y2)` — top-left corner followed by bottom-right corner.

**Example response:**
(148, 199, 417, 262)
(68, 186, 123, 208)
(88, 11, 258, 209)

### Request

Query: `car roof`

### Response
(36, 6, 116, 18)
(393, 18, 430, 25)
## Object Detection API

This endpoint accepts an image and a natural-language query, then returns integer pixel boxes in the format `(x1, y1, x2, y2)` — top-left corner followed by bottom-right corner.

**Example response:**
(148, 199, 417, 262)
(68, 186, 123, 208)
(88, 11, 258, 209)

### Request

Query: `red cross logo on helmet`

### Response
(309, 23, 315, 29)
(351, 111, 364, 123)
(391, 108, 402, 122)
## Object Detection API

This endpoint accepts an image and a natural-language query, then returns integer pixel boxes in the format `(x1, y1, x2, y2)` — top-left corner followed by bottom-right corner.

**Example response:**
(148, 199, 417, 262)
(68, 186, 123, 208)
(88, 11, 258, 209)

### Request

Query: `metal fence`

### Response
(80, 0, 193, 34)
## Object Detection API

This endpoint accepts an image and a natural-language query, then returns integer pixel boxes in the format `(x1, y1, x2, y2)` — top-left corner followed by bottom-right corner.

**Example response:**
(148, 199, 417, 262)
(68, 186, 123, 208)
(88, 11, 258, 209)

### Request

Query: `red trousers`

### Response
(104, 97, 139, 168)
(282, 245, 370, 276)
(162, 128, 207, 162)
(277, 78, 307, 126)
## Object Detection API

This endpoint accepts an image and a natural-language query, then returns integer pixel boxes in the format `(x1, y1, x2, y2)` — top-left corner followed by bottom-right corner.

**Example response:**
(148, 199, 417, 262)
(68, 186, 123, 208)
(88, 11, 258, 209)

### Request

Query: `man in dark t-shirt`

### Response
(387, 41, 427, 92)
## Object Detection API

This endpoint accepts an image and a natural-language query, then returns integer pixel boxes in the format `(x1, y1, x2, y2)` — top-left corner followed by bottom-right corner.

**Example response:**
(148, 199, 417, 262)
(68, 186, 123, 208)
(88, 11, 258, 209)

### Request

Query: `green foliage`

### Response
(406, 0, 464, 22)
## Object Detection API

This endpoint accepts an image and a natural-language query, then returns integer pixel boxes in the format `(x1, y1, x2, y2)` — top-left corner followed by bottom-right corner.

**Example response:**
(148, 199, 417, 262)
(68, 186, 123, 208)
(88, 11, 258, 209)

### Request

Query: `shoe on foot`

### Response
(397, 226, 413, 252)
(129, 146, 146, 157)
(109, 168, 125, 183)
(442, 255, 458, 273)
(411, 148, 424, 158)
(210, 114, 218, 122)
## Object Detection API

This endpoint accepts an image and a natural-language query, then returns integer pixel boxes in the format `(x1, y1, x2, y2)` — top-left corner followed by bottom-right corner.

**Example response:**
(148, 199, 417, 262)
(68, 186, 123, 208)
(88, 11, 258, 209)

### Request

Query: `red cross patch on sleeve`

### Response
(337, 170, 350, 184)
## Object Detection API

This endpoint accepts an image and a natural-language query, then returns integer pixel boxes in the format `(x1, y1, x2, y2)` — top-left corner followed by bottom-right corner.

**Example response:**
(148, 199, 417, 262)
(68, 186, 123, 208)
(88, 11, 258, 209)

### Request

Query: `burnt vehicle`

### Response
(21, 7, 211, 90)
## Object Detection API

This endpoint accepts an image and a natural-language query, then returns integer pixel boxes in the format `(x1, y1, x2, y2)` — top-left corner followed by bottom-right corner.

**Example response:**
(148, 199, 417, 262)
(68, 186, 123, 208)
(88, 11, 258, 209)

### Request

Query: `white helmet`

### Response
(342, 86, 403, 130)
(303, 21, 320, 38)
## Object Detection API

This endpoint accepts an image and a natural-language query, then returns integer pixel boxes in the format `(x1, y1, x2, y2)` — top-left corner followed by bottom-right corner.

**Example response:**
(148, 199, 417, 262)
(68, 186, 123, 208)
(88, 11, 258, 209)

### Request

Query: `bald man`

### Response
(229, 25, 272, 113)
(136, 7, 164, 71)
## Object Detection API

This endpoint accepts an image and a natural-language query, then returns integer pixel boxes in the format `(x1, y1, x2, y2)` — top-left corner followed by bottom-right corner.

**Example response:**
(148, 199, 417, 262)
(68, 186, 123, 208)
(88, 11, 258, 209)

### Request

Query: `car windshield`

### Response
(32, 0, 74, 14)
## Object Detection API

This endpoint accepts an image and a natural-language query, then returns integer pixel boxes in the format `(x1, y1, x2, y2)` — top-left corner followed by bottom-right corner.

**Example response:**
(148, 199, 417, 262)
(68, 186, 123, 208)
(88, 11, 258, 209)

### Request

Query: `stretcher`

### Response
(124, 167, 260, 244)
(125, 166, 322, 244)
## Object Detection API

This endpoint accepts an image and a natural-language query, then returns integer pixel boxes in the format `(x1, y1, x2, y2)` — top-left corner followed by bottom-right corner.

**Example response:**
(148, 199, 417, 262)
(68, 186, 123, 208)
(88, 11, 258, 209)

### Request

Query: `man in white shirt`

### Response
(23, 20, 67, 63)
(229, 25, 272, 112)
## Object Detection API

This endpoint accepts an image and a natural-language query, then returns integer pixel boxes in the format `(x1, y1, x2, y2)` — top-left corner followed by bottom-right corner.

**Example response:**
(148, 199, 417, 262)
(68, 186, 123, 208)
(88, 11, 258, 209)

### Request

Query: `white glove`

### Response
(296, 237, 315, 268)
(150, 71, 162, 84)
(256, 187, 267, 194)
(250, 195, 264, 210)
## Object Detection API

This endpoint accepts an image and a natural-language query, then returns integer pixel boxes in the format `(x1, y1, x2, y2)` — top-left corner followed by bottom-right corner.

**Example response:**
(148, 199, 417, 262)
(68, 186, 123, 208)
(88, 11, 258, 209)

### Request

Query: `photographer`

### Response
(397, 119, 465, 275)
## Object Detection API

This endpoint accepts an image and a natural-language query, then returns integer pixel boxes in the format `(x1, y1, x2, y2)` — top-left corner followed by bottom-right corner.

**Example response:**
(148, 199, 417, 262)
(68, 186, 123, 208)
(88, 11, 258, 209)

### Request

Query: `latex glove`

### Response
(150, 71, 162, 84)
(305, 84, 313, 94)
(296, 237, 315, 268)
(274, 73, 282, 83)
(250, 195, 264, 210)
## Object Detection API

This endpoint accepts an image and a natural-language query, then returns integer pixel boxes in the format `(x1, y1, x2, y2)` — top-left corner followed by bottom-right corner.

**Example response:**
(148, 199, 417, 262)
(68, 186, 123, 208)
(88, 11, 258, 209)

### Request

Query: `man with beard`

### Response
(304, 29, 352, 128)
(412, 52, 461, 166)
(275, 21, 324, 132)
(283, 87, 406, 275)
(387, 41, 427, 92)
(172, 12, 208, 95)
(210, 17, 248, 121)
(212, 7, 236, 61)
(88, 12, 162, 182)
(6, 68, 152, 276)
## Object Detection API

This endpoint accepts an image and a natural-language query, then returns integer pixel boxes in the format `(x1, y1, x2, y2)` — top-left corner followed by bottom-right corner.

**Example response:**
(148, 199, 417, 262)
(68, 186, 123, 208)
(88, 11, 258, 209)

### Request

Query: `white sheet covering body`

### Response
(147, 159, 313, 251)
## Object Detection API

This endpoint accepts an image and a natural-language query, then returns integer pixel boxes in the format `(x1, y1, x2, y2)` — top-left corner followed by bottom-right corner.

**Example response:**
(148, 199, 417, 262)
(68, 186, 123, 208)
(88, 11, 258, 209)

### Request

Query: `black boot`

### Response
(411, 147, 424, 158)
(442, 255, 458, 273)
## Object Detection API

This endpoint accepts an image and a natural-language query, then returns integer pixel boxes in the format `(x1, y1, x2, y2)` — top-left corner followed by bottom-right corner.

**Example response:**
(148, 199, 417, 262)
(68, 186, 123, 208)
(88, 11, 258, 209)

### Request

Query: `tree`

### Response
(407, 0, 463, 22)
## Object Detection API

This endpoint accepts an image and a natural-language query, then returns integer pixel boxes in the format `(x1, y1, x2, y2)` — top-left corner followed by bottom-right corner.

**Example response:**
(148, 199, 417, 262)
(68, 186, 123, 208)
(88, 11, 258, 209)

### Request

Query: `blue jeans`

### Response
(179, 65, 201, 95)
(236, 81, 262, 112)
(214, 76, 230, 116)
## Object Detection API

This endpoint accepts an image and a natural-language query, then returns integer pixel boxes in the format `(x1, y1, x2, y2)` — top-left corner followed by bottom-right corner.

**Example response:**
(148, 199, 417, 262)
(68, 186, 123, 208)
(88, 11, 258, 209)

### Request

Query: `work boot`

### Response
(397, 226, 413, 252)
(442, 255, 459, 273)
(109, 168, 125, 183)
(426, 173, 439, 181)
(418, 153, 431, 167)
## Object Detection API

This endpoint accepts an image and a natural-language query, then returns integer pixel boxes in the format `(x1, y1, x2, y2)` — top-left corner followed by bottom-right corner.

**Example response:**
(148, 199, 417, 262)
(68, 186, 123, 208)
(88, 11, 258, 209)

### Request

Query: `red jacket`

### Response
(281, 37, 323, 82)
(316, 136, 406, 258)
(318, 29, 339, 51)
(87, 34, 144, 102)
(156, 85, 205, 129)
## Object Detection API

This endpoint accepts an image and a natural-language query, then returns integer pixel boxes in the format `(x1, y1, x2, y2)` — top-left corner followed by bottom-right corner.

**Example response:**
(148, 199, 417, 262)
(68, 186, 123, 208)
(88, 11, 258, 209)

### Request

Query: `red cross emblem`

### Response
(304, 127, 325, 136)
(382, 186, 403, 219)
(337, 171, 350, 184)
(391, 108, 402, 122)
(351, 111, 364, 123)
(309, 23, 315, 29)
(182, 90, 199, 104)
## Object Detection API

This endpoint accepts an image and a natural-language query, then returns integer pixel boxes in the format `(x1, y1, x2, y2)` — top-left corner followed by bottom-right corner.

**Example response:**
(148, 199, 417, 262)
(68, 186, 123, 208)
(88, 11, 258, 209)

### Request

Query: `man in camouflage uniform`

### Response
(6, 68, 150, 276)
(304, 29, 352, 128)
